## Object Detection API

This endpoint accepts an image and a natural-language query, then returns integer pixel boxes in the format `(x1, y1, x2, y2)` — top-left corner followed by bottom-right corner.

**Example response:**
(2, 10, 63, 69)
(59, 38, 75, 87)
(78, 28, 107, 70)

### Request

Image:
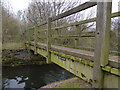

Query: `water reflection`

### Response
(2, 64, 75, 89)
(3, 77, 26, 88)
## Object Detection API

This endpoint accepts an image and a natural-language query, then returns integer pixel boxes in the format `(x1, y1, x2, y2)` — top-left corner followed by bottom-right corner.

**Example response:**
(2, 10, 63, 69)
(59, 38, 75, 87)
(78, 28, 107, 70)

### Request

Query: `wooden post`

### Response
(34, 27, 38, 55)
(24, 30, 27, 48)
(75, 25, 80, 47)
(47, 18, 52, 63)
(28, 28, 31, 46)
(93, 2, 112, 88)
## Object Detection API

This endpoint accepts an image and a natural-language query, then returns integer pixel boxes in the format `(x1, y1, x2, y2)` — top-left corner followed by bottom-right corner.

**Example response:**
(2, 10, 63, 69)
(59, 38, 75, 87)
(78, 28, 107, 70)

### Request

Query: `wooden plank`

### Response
(111, 11, 120, 18)
(30, 41, 120, 68)
(52, 35, 95, 39)
(52, 1, 97, 21)
(28, 11, 120, 31)
(31, 42, 119, 62)
(51, 11, 120, 30)
(52, 31, 95, 38)
(75, 25, 80, 47)
(34, 27, 37, 54)
(47, 18, 52, 63)
(27, 1, 97, 30)
(93, 2, 112, 88)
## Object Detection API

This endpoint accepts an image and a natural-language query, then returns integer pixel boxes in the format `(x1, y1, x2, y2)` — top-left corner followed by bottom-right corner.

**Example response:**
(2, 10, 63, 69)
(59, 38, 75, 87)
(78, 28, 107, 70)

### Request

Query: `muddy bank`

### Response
(40, 77, 91, 88)
(2, 49, 46, 66)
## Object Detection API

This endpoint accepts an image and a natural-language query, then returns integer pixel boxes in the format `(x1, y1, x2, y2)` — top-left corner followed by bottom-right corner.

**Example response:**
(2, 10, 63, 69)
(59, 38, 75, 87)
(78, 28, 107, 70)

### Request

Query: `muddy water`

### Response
(2, 64, 75, 89)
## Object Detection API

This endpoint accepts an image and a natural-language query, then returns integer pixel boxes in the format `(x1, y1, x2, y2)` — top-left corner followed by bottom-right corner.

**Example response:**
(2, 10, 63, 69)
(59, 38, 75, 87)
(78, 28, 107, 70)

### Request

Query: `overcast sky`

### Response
(6, 0, 120, 14)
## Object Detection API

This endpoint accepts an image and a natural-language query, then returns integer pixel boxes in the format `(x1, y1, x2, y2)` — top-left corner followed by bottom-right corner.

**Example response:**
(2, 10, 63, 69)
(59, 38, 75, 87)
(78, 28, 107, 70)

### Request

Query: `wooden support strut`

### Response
(34, 27, 38, 55)
(47, 18, 52, 63)
(74, 25, 80, 47)
(93, 2, 112, 88)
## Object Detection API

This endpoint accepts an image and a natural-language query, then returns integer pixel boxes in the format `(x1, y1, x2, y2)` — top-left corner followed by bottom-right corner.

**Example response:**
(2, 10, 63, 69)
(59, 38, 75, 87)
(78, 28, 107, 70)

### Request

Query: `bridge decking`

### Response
(31, 42, 119, 62)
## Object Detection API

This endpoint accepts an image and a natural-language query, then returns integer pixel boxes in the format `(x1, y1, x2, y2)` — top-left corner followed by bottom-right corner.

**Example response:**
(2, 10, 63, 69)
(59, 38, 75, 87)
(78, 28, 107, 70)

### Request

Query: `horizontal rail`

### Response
(36, 11, 120, 35)
(28, 1, 97, 30)
(28, 11, 120, 31)
(38, 31, 95, 38)
(38, 29, 47, 33)
(51, 1, 97, 21)
(38, 36, 46, 39)
(51, 11, 120, 30)
(52, 35, 95, 38)
(36, 11, 120, 32)
(52, 32, 95, 38)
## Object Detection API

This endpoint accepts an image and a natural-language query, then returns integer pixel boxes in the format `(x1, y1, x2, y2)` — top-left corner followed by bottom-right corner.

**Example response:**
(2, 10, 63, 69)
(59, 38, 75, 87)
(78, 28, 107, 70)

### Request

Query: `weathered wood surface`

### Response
(47, 18, 52, 63)
(29, 11, 120, 31)
(52, 11, 120, 30)
(93, 2, 112, 88)
(30, 42, 119, 62)
(52, 1, 97, 21)
(25, 0, 120, 88)
(27, 42, 120, 88)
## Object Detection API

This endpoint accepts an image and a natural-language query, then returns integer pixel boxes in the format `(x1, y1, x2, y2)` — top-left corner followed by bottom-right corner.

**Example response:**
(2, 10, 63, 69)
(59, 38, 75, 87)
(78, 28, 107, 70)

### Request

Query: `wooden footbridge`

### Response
(25, 1, 120, 88)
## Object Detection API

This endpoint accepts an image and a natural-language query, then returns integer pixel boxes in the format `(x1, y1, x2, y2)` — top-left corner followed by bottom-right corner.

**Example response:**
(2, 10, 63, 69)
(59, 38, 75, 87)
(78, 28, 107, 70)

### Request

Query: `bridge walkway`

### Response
(30, 41, 119, 62)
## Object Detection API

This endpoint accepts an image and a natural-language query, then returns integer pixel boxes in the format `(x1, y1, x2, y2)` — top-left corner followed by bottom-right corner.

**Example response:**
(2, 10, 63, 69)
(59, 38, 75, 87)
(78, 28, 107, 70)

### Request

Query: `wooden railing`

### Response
(26, 1, 120, 88)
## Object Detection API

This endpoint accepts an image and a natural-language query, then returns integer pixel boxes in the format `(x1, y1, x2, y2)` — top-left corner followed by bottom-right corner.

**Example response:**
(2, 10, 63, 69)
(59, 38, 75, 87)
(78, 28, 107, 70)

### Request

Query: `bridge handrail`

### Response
(28, 1, 97, 30)
(51, 1, 97, 21)
(26, 1, 120, 88)
(36, 11, 120, 32)
(51, 11, 120, 30)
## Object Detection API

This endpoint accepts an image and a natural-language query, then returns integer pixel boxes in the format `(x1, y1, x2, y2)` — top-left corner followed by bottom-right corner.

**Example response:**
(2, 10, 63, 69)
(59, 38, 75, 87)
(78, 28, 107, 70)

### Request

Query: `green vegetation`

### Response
(2, 6, 22, 44)
(2, 43, 24, 50)
(110, 52, 120, 56)
(43, 77, 92, 88)
(2, 49, 46, 67)
(3, 56, 46, 67)
(2, 1, 26, 49)
(57, 82, 81, 88)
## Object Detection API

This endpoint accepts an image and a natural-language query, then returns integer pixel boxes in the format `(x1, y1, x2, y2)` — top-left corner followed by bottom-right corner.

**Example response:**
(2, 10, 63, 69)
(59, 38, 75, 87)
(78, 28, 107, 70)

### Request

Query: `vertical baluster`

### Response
(34, 27, 38, 55)
(47, 18, 52, 63)
(75, 25, 80, 47)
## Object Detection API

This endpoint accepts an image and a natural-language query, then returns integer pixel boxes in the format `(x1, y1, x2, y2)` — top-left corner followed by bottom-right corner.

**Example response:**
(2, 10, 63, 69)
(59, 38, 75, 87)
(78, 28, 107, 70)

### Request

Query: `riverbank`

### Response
(40, 77, 91, 88)
(2, 49, 46, 67)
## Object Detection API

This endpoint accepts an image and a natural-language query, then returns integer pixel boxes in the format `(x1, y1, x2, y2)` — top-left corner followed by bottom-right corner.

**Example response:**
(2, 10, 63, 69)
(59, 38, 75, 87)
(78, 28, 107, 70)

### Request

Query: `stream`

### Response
(2, 64, 75, 89)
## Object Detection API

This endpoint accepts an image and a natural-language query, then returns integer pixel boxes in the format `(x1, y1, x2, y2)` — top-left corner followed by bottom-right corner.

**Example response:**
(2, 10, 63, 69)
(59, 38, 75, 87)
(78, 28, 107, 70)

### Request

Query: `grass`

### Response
(56, 77, 91, 88)
(42, 77, 92, 88)
(2, 56, 46, 66)
(2, 42, 24, 50)
(58, 82, 81, 88)
(110, 52, 120, 56)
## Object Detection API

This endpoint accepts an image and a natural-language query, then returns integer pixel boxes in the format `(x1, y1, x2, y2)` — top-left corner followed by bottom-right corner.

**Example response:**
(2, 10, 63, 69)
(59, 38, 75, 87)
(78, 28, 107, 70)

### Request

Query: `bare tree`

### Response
(23, 0, 96, 48)
(24, 0, 80, 27)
